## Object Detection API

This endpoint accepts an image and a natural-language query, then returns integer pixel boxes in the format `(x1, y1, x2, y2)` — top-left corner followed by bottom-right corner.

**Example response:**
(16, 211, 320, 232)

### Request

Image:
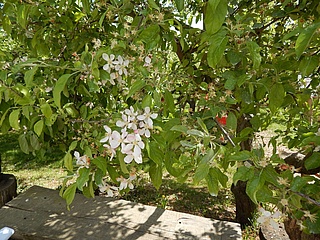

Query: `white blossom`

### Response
(257, 207, 281, 230)
(99, 181, 118, 197)
(100, 125, 112, 143)
(74, 151, 90, 168)
(102, 53, 115, 73)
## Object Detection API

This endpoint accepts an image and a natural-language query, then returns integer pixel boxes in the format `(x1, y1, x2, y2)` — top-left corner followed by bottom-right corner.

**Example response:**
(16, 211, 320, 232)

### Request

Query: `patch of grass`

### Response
(0, 132, 65, 193)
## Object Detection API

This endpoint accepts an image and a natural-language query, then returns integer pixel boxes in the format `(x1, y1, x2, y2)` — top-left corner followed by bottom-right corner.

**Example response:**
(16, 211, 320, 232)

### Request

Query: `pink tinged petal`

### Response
(151, 113, 158, 119)
(126, 134, 136, 142)
(145, 107, 150, 113)
(137, 114, 145, 121)
(111, 131, 121, 140)
(133, 145, 141, 156)
(124, 154, 133, 163)
(103, 64, 111, 72)
(103, 125, 111, 133)
(138, 141, 145, 149)
(121, 144, 133, 153)
(110, 139, 120, 149)
(102, 53, 109, 61)
(134, 155, 143, 164)
(145, 129, 151, 138)
(116, 120, 125, 128)
(100, 136, 109, 143)
(146, 118, 153, 127)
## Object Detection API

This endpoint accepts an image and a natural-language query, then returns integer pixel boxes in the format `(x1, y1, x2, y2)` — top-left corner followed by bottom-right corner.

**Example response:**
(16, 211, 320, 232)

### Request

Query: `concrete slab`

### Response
(0, 186, 242, 239)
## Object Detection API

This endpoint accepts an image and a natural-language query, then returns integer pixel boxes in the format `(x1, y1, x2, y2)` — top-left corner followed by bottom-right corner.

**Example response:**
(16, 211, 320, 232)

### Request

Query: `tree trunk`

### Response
(231, 180, 256, 228)
(231, 114, 256, 228)
(284, 218, 320, 240)
(0, 173, 17, 207)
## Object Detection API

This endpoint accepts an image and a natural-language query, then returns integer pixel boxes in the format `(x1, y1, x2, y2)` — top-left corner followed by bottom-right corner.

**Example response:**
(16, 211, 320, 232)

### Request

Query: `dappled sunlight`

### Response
(0, 186, 241, 239)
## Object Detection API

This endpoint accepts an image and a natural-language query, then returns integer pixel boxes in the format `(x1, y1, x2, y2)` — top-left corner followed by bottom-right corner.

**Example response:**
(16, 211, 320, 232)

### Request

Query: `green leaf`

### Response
(206, 171, 219, 196)
(64, 152, 73, 172)
(226, 112, 237, 131)
(53, 74, 72, 108)
(246, 175, 265, 204)
(62, 183, 77, 209)
(197, 117, 208, 134)
(92, 157, 107, 175)
(147, 0, 160, 10)
(148, 142, 163, 165)
(299, 56, 319, 77)
(34, 119, 44, 137)
(164, 89, 175, 114)
(141, 94, 152, 108)
(30, 133, 41, 151)
(210, 167, 228, 188)
(223, 70, 237, 90)
(9, 109, 20, 130)
(139, 24, 160, 47)
(295, 23, 320, 58)
(187, 129, 205, 137)
(170, 125, 188, 133)
(229, 151, 252, 161)
(68, 141, 78, 151)
(305, 212, 320, 234)
(290, 176, 308, 192)
(81, 0, 90, 13)
(107, 165, 120, 183)
(305, 152, 320, 170)
(18, 134, 29, 154)
(126, 80, 146, 100)
(246, 41, 261, 69)
(17, 5, 30, 29)
(193, 149, 214, 184)
(261, 166, 280, 187)
(24, 66, 38, 87)
(118, 152, 129, 174)
(149, 164, 162, 190)
(233, 166, 254, 185)
(269, 83, 285, 113)
(204, 0, 228, 35)
(76, 167, 90, 191)
(83, 180, 95, 198)
(174, 0, 184, 11)
(207, 29, 228, 68)
(40, 103, 53, 119)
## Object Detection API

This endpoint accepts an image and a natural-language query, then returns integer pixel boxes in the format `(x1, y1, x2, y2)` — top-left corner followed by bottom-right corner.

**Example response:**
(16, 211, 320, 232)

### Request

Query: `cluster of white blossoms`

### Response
(257, 207, 282, 230)
(100, 106, 158, 164)
(102, 53, 129, 85)
(98, 172, 137, 196)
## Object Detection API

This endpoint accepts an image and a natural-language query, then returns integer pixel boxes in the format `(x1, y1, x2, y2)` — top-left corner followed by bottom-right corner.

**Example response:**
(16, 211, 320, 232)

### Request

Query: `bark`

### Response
(284, 218, 320, 240)
(231, 180, 256, 228)
(0, 173, 17, 207)
(231, 114, 256, 228)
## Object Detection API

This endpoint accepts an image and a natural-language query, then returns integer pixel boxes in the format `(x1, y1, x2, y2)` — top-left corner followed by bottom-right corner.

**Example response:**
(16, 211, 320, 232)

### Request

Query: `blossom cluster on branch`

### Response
(100, 106, 158, 164)
(102, 53, 129, 85)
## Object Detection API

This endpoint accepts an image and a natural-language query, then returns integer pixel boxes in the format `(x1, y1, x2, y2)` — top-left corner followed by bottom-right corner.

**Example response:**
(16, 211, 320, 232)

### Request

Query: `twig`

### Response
(292, 191, 320, 207)
(214, 118, 235, 147)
